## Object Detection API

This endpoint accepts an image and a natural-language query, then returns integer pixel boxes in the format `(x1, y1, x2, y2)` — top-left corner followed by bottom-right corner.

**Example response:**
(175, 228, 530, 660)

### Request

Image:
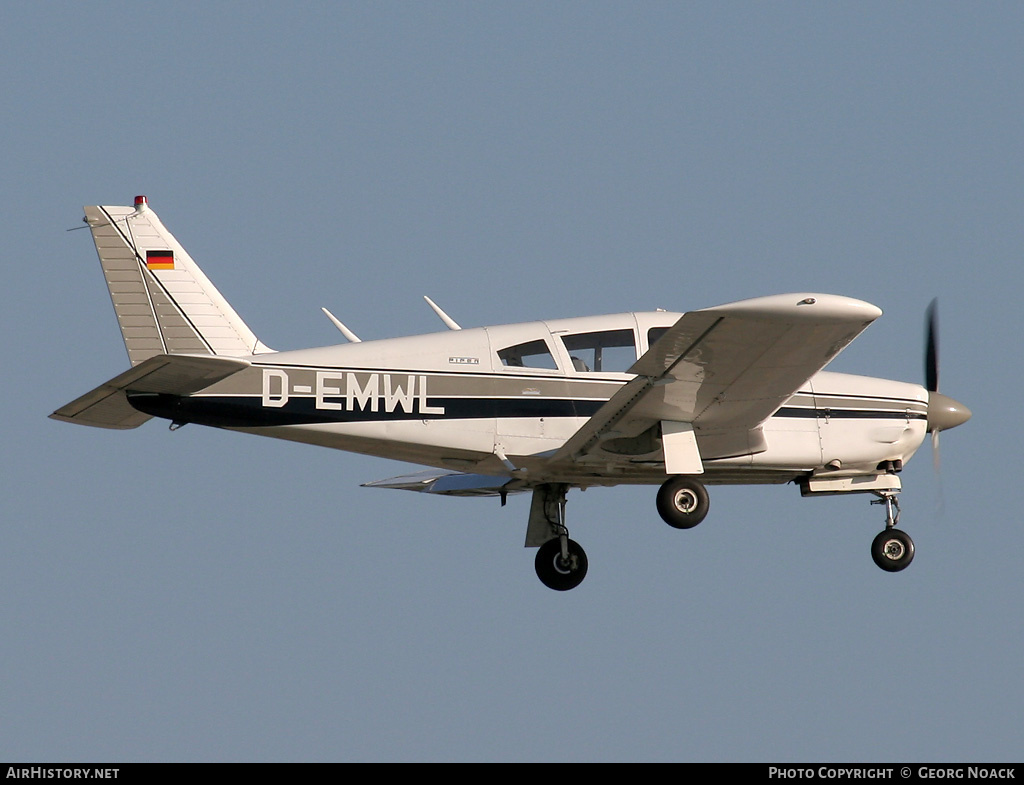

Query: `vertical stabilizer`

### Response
(84, 196, 272, 366)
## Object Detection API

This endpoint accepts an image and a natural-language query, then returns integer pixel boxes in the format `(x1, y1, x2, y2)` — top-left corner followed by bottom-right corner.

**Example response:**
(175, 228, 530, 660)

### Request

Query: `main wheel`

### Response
(656, 476, 710, 529)
(871, 528, 915, 572)
(535, 538, 588, 591)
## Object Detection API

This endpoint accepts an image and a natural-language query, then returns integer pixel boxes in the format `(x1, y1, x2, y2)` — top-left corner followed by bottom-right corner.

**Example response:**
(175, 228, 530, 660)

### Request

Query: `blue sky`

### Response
(2, 2, 1021, 761)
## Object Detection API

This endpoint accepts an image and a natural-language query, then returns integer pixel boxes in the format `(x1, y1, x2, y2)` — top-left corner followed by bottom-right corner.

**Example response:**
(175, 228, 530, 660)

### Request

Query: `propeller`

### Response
(923, 298, 972, 471)
(925, 298, 939, 395)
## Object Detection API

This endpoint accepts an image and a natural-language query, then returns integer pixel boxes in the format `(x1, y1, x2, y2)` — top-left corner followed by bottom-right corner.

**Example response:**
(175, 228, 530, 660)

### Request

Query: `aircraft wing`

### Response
(50, 354, 250, 429)
(551, 294, 882, 470)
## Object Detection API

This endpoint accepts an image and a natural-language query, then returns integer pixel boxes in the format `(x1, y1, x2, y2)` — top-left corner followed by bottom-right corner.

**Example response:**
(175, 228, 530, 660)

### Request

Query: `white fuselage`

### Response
(171, 312, 928, 487)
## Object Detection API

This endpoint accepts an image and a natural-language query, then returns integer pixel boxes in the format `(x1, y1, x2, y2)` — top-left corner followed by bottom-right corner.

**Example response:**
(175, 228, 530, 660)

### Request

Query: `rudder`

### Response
(85, 196, 272, 366)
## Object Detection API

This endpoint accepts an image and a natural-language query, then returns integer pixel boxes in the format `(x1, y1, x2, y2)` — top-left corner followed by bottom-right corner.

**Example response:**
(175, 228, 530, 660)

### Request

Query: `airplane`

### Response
(51, 196, 972, 590)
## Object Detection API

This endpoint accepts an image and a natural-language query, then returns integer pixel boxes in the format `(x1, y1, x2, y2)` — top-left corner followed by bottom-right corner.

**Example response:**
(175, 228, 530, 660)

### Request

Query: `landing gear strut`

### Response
(870, 492, 915, 572)
(530, 484, 589, 591)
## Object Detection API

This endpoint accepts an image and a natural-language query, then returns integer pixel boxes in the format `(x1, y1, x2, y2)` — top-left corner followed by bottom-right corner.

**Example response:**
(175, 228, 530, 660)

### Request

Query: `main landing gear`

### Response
(870, 492, 915, 572)
(529, 477, 711, 590)
(530, 476, 711, 590)
(531, 484, 589, 591)
(656, 475, 710, 529)
(535, 537, 589, 591)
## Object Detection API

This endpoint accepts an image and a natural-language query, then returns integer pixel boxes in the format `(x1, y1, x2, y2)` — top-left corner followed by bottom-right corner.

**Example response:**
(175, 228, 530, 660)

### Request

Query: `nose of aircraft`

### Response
(927, 391, 972, 433)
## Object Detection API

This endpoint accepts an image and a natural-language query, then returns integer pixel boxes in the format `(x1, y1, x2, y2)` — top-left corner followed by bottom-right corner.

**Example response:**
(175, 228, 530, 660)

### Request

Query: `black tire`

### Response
(871, 528, 915, 572)
(535, 538, 588, 591)
(656, 476, 710, 529)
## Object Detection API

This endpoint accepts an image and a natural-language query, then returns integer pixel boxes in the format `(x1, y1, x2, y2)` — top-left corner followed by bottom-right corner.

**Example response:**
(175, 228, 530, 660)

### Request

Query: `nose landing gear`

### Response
(870, 492, 915, 572)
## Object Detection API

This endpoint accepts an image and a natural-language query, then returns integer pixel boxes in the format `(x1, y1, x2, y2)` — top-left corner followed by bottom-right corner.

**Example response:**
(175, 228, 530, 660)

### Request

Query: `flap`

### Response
(362, 469, 527, 497)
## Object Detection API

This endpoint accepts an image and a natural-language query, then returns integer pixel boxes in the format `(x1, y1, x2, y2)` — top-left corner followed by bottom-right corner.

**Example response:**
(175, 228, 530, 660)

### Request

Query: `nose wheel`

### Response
(871, 528, 915, 571)
(870, 492, 915, 572)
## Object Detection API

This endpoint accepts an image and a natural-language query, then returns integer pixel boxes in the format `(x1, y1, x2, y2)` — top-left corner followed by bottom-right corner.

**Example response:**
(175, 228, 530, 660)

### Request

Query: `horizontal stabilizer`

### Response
(50, 354, 249, 429)
(362, 470, 526, 497)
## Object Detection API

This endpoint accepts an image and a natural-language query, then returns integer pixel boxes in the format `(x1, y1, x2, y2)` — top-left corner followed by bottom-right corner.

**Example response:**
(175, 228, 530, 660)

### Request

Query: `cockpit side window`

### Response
(497, 339, 559, 370)
(561, 329, 636, 373)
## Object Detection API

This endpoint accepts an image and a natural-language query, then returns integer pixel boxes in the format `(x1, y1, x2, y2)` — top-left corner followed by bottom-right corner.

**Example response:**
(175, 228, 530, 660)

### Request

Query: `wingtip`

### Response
(702, 293, 882, 322)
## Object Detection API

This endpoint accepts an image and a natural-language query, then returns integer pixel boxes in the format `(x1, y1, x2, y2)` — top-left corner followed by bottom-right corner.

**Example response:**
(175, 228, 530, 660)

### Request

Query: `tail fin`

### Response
(84, 196, 273, 366)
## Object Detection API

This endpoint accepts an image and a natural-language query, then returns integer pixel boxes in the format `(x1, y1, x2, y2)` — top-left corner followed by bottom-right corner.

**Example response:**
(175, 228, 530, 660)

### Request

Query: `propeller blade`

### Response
(925, 298, 939, 392)
(924, 299, 971, 433)
(932, 427, 946, 517)
(922, 298, 967, 519)
(926, 299, 944, 513)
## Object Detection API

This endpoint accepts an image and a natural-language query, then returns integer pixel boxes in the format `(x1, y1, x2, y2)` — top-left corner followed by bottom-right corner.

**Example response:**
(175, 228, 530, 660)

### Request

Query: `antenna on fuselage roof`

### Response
(423, 296, 462, 331)
(320, 307, 362, 343)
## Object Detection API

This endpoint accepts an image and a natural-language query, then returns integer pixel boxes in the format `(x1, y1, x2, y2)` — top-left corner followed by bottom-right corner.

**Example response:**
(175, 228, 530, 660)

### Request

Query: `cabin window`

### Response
(648, 327, 670, 347)
(498, 339, 558, 370)
(561, 329, 636, 373)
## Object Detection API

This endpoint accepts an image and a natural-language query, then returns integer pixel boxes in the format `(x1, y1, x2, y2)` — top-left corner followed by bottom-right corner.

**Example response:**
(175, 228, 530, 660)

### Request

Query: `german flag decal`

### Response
(146, 249, 174, 270)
